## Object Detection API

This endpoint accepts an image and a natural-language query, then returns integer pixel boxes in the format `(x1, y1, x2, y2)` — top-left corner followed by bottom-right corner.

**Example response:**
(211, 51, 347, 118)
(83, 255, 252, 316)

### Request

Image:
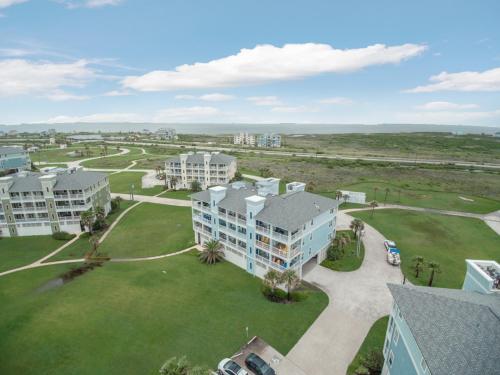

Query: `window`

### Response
(398, 309, 403, 320)
(388, 351, 394, 367)
(393, 328, 399, 345)
(250, 212, 253, 219)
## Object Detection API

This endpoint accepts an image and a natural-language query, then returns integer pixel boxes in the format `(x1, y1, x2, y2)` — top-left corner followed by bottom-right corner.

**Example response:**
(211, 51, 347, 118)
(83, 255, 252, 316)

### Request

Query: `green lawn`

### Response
(351, 209, 500, 288)
(0, 236, 68, 273)
(81, 147, 144, 169)
(321, 230, 365, 272)
(98, 203, 195, 258)
(158, 189, 193, 200)
(347, 316, 389, 375)
(32, 146, 102, 163)
(109, 172, 164, 196)
(324, 181, 500, 214)
(0, 252, 328, 374)
(49, 200, 137, 262)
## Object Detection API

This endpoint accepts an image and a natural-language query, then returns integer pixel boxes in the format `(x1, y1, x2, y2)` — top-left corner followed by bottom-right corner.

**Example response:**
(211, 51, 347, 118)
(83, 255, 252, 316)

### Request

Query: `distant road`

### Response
(104, 140, 500, 170)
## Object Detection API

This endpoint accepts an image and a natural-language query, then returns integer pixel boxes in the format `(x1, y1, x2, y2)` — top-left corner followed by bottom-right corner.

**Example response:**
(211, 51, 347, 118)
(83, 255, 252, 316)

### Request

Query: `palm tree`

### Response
(113, 196, 123, 209)
(412, 256, 425, 278)
(199, 240, 224, 264)
(374, 187, 379, 200)
(170, 176, 178, 190)
(427, 261, 441, 287)
(384, 188, 390, 204)
(159, 356, 208, 375)
(190, 180, 202, 192)
(95, 206, 105, 222)
(350, 219, 365, 257)
(370, 201, 379, 217)
(263, 270, 281, 294)
(306, 181, 316, 192)
(335, 190, 343, 201)
(80, 208, 95, 234)
(280, 269, 299, 301)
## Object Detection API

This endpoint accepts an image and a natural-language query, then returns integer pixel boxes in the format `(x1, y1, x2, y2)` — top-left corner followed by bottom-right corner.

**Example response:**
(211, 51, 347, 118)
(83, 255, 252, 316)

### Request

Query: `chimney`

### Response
(0, 176, 14, 198)
(245, 195, 266, 223)
(39, 174, 57, 197)
(286, 181, 306, 193)
(256, 178, 280, 196)
(209, 186, 227, 209)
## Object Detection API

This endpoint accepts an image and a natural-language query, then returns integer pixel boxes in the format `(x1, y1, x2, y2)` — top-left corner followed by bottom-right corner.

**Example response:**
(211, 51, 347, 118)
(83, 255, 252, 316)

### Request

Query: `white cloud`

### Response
(271, 105, 316, 113)
(45, 112, 143, 123)
(103, 90, 132, 96)
(406, 67, 500, 93)
(199, 93, 234, 101)
(45, 90, 90, 101)
(0, 0, 27, 9)
(57, 0, 122, 8)
(247, 96, 283, 106)
(395, 109, 500, 124)
(174, 93, 234, 101)
(319, 97, 353, 105)
(123, 42, 427, 91)
(415, 101, 479, 110)
(0, 59, 94, 96)
(153, 106, 220, 121)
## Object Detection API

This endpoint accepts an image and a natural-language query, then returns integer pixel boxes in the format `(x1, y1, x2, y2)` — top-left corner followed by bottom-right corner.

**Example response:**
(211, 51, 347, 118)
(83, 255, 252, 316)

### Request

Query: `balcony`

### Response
(272, 231, 289, 243)
(255, 240, 270, 251)
(256, 225, 270, 235)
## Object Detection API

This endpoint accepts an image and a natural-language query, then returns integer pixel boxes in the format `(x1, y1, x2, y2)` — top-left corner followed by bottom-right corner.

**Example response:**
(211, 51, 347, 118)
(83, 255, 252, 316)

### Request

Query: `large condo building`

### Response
(233, 132, 256, 146)
(382, 260, 500, 375)
(155, 128, 177, 140)
(257, 133, 281, 148)
(0, 146, 31, 173)
(190, 179, 337, 279)
(0, 169, 111, 237)
(165, 152, 237, 190)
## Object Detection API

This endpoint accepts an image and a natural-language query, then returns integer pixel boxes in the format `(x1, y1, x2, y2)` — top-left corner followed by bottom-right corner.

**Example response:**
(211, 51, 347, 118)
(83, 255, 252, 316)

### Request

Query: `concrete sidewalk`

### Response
(111, 193, 191, 207)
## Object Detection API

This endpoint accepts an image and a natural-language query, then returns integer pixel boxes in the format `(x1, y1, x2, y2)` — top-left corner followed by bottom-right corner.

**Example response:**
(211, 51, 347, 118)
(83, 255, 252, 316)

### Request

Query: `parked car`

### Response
(384, 239, 397, 251)
(245, 353, 276, 375)
(218, 359, 248, 375)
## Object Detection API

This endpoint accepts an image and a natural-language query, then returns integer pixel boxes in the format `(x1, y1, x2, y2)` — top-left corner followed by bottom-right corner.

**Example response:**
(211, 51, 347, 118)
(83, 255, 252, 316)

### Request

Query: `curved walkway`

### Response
(111, 193, 191, 207)
(66, 147, 130, 168)
(279, 211, 403, 375)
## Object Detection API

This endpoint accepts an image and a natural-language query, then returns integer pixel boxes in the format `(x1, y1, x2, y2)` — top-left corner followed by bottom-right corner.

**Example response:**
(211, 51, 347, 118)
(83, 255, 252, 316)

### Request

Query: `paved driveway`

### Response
(279, 211, 403, 375)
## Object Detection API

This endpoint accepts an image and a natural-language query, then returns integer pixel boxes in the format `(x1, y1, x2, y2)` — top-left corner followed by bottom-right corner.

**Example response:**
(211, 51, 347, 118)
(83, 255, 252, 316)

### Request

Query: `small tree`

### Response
(199, 240, 224, 264)
(374, 187, 379, 200)
(80, 208, 95, 234)
(159, 356, 209, 375)
(384, 188, 390, 204)
(280, 269, 299, 301)
(350, 219, 365, 257)
(259, 167, 272, 178)
(412, 256, 425, 278)
(397, 189, 402, 203)
(335, 190, 343, 201)
(170, 176, 178, 190)
(427, 261, 441, 287)
(190, 180, 202, 192)
(306, 181, 316, 192)
(263, 269, 281, 295)
(231, 170, 243, 182)
(362, 350, 384, 375)
(114, 196, 123, 210)
(370, 201, 379, 217)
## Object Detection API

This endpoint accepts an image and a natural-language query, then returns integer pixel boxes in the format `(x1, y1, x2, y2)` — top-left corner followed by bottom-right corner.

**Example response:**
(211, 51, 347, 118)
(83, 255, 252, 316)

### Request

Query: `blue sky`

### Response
(1, 0, 499, 125)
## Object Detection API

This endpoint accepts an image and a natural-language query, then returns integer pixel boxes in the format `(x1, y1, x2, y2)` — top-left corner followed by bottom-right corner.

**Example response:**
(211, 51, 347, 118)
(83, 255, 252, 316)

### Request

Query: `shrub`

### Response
(52, 231, 75, 241)
(92, 219, 107, 232)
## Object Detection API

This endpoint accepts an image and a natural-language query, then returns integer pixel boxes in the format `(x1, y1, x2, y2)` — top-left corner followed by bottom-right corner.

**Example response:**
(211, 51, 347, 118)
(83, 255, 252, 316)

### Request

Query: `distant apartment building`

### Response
(66, 134, 103, 142)
(0, 169, 111, 237)
(257, 133, 281, 148)
(155, 128, 177, 140)
(165, 152, 236, 190)
(382, 259, 500, 375)
(234, 132, 256, 146)
(191, 179, 337, 279)
(0, 146, 31, 173)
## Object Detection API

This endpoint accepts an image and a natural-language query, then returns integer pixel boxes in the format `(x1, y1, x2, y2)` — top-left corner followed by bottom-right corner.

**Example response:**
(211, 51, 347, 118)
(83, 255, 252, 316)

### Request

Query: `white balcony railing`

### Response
(255, 240, 270, 251)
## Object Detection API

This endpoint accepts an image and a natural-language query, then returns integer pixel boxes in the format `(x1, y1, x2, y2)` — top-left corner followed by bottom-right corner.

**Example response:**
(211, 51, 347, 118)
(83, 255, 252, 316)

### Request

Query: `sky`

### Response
(0, 0, 500, 126)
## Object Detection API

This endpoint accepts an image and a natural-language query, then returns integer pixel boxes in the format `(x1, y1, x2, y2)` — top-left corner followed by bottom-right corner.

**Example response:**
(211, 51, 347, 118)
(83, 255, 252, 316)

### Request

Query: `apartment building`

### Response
(191, 179, 337, 279)
(165, 152, 237, 190)
(382, 260, 500, 375)
(256, 133, 281, 148)
(0, 146, 31, 173)
(155, 128, 177, 140)
(233, 132, 256, 146)
(0, 169, 111, 237)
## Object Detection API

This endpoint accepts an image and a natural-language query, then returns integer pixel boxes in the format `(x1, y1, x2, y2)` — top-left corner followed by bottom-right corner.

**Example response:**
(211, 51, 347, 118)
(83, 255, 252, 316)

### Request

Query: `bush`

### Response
(92, 219, 107, 232)
(261, 285, 307, 303)
(52, 231, 75, 241)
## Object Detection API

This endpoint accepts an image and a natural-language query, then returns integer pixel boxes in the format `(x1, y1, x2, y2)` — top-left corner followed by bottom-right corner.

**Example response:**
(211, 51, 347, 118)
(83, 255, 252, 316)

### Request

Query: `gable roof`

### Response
(0, 146, 27, 156)
(388, 284, 500, 375)
(6, 171, 108, 192)
(166, 152, 235, 165)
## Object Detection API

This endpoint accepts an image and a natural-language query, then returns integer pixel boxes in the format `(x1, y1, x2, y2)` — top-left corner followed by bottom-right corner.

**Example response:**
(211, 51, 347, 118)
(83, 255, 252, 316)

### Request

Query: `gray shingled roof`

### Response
(0, 146, 27, 155)
(388, 284, 500, 375)
(6, 171, 108, 192)
(191, 182, 338, 231)
(166, 152, 235, 165)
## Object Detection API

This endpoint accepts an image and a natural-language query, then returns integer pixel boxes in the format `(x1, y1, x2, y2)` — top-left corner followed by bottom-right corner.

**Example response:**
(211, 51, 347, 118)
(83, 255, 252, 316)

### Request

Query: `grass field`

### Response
(108, 172, 164, 196)
(0, 252, 328, 374)
(49, 200, 136, 262)
(81, 147, 144, 169)
(158, 189, 193, 200)
(347, 316, 389, 375)
(351, 209, 500, 288)
(328, 181, 500, 214)
(0, 236, 68, 273)
(98, 203, 195, 258)
(321, 230, 365, 272)
(33, 146, 103, 163)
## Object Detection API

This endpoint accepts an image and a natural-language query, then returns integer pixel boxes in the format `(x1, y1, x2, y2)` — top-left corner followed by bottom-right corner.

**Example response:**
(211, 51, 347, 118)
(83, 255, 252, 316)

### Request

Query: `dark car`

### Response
(244, 353, 276, 375)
